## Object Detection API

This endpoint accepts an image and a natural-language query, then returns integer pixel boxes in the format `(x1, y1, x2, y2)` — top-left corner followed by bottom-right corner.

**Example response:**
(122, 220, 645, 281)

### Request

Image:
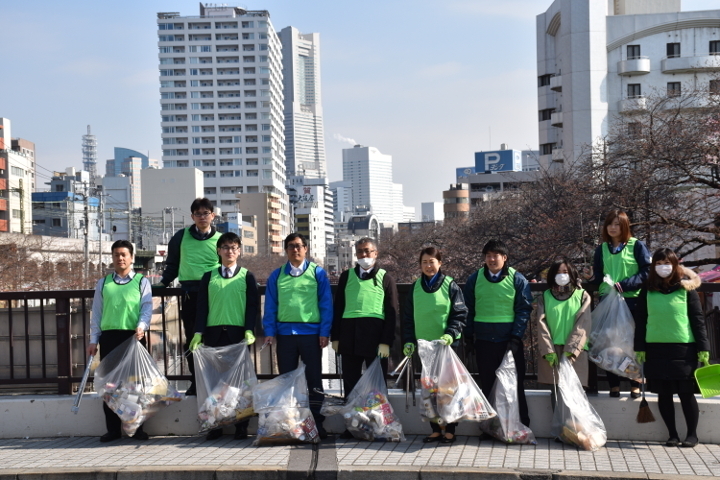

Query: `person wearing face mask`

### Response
(330, 237, 399, 439)
(535, 258, 591, 401)
(591, 210, 651, 398)
(403, 246, 467, 443)
(634, 249, 709, 448)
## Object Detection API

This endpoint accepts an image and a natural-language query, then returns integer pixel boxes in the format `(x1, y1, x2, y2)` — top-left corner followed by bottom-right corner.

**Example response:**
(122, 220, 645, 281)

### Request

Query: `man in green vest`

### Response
(189, 231, 259, 441)
(155, 198, 222, 396)
(463, 239, 533, 429)
(262, 233, 334, 439)
(87, 240, 153, 442)
(331, 237, 399, 438)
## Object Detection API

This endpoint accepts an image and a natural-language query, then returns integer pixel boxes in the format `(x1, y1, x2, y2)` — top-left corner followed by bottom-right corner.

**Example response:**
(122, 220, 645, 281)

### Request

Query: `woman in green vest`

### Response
(634, 248, 709, 448)
(592, 209, 651, 398)
(535, 258, 591, 402)
(402, 246, 467, 443)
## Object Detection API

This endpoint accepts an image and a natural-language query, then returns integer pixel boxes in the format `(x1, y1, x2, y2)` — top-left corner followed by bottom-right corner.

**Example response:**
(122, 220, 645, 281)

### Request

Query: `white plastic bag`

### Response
(551, 355, 607, 451)
(479, 351, 536, 444)
(417, 339, 496, 425)
(252, 362, 319, 445)
(193, 341, 257, 433)
(588, 276, 641, 380)
(95, 337, 182, 436)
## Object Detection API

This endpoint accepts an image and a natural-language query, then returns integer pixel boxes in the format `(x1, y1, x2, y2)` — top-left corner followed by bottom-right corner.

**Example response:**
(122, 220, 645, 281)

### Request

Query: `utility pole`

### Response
(162, 207, 167, 244)
(170, 207, 176, 234)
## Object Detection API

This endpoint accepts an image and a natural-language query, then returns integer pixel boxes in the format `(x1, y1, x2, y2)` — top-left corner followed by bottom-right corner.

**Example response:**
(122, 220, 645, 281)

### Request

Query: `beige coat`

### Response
(534, 288, 592, 386)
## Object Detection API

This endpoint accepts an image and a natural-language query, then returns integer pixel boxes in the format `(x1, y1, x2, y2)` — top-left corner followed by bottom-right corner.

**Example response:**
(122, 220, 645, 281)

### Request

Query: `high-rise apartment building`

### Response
(0, 118, 34, 233)
(279, 27, 326, 179)
(157, 4, 289, 235)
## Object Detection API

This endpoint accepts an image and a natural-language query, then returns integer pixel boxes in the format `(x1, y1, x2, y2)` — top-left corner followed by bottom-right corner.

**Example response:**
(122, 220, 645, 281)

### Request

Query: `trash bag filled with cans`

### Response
(95, 337, 182, 436)
(417, 339, 496, 425)
(193, 341, 257, 433)
(252, 362, 319, 445)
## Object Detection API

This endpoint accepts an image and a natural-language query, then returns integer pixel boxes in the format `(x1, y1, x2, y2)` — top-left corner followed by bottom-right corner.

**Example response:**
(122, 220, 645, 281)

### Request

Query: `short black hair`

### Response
(355, 237, 377, 250)
(284, 232, 307, 249)
(546, 256, 580, 290)
(217, 232, 241, 248)
(111, 240, 134, 256)
(190, 198, 213, 214)
(419, 246, 442, 264)
(482, 239, 508, 256)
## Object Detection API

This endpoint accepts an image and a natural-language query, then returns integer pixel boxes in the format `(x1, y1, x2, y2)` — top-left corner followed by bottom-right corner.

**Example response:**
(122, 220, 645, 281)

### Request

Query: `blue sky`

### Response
(1, 0, 718, 214)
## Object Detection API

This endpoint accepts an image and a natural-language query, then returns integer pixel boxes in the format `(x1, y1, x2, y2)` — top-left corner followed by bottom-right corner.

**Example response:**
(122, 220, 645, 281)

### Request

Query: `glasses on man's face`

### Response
(286, 243, 305, 251)
(356, 248, 376, 256)
(219, 246, 239, 252)
(193, 212, 212, 218)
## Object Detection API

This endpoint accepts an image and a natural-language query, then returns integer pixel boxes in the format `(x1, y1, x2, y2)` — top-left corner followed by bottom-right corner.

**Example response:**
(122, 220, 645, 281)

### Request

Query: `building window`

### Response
(627, 45, 641, 59)
(711, 80, 720, 95)
(539, 108, 555, 121)
(667, 42, 680, 58)
(627, 83, 641, 98)
(11, 166, 25, 176)
(711, 41, 720, 55)
(540, 143, 556, 156)
(53, 218, 61, 227)
(244, 246, 255, 254)
(12, 209, 21, 219)
(667, 82, 681, 97)
(538, 74, 553, 87)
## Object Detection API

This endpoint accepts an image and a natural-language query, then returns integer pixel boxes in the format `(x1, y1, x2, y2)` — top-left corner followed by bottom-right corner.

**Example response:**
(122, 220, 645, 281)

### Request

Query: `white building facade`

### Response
(0, 118, 34, 234)
(157, 5, 289, 234)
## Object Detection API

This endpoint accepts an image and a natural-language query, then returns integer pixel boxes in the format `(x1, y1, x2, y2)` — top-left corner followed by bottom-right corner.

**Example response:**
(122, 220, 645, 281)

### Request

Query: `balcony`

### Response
(618, 96, 647, 114)
(269, 223, 281, 231)
(549, 75, 562, 91)
(550, 111, 563, 127)
(618, 57, 651, 76)
(662, 55, 720, 74)
(551, 148, 564, 163)
(271, 246, 283, 254)
(269, 201, 281, 209)
(270, 235, 283, 242)
(0, 198, 6, 211)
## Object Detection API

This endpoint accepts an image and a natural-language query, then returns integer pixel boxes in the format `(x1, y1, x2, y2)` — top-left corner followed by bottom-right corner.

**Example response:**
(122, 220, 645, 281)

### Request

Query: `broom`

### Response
(637, 363, 655, 423)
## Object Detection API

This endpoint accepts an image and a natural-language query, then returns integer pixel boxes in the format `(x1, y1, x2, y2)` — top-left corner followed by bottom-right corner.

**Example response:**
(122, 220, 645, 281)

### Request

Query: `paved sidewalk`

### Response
(1, 435, 720, 478)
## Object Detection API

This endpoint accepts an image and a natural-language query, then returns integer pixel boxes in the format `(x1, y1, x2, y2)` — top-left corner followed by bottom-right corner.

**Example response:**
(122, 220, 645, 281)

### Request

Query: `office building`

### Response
(421, 202, 444, 222)
(101, 175, 133, 243)
(236, 191, 288, 255)
(0, 118, 34, 233)
(537, 0, 720, 166)
(11, 138, 36, 191)
(330, 180, 353, 222)
(157, 4, 289, 228)
(443, 184, 470, 219)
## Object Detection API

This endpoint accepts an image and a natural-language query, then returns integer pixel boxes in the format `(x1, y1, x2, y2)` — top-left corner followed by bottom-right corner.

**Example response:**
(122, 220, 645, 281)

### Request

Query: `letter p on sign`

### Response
(485, 153, 501, 171)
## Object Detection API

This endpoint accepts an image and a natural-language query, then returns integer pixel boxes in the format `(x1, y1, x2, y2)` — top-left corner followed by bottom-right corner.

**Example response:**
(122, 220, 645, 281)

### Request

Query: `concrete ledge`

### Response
(553, 472, 648, 480)
(421, 467, 522, 480)
(338, 465, 421, 480)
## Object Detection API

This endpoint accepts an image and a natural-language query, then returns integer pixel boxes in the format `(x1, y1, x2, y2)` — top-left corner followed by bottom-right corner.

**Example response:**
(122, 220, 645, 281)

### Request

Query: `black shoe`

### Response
(132, 430, 149, 440)
(317, 426, 328, 440)
(423, 434, 442, 443)
(441, 434, 456, 444)
(681, 436, 699, 448)
(340, 429, 354, 440)
(666, 437, 681, 447)
(100, 431, 122, 443)
(206, 429, 223, 441)
(554, 437, 564, 443)
(234, 426, 248, 440)
(609, 388, 620, 398)
(630, 388, 641, 399)
(185, 384, 197, 396)
(478, 432, 492, 442)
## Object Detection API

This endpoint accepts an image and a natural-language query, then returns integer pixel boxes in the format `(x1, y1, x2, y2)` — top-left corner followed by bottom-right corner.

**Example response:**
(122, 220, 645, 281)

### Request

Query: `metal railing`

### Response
(2, 282, 720, 395)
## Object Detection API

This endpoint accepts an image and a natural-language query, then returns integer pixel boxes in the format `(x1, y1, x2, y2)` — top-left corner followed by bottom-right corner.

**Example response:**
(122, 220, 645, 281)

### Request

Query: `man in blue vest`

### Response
(87, 240, 153, 442)
(155, 198, 222, 396)
(464, 239, 533, 429)
(262, 233, 333, 439)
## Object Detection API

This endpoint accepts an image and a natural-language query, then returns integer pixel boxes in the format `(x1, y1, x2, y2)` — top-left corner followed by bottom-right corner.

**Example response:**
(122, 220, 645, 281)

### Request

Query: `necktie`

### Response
(361, 272, 369, 280)
(225, 267, 231, 278)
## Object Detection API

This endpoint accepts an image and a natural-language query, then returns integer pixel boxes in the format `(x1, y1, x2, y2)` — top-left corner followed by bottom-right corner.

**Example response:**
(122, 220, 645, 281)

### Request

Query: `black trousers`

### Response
(181, 290, 199, 387)
(341, 354, 388, 399)
(98, 330, 146, 436)
(475, 339, 530, 427)
(204, 325, 249, 433)
(276, 334, 325, 423)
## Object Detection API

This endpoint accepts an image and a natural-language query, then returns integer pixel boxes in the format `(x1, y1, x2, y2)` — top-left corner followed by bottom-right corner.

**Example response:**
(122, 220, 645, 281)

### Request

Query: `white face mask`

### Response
(655, 264, 673, 278)
(357, 257, 375, 270)
(555, 273, 571, 286)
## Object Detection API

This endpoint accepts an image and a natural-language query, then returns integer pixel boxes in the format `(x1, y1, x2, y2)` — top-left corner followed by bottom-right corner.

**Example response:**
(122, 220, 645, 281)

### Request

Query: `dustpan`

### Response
(695, 363, 720, 398)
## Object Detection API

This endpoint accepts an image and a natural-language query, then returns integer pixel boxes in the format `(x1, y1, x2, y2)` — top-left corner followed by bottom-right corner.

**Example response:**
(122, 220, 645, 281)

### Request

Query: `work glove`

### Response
(506, 336, 523, 357)
(403, 342, 415, 358)
(439, 334, 453, 346)
(244, 330, 256, 345)
(544, 353, 558, 367)
(377, 344, 390, 358)
(699, 351, 710, 366)
(331, 340, 339, 352)
(635, 351, 646, 364)
(152, 282, 165, 289)
(189, 333, 203, 351)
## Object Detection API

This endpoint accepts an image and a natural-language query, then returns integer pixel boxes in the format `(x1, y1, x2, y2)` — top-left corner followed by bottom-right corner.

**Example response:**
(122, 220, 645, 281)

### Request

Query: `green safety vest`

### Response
(342, 268, 385, 319)
(207, 267, 247, 328)
(600, 237, 640, 298)
(178, 228, 222, 282)
(474, 267, 516, 323)
(101, 273, 143, 331)
(543, 288, 588, 350)
(646, 289, 695, 343)
(278, 262, 320, 323)
(413, 276, 452, 341)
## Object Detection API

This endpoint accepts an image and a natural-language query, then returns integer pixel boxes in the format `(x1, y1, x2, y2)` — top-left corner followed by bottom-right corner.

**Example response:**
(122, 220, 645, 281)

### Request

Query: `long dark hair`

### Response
(546, 257, 580, 290)
(646, 248, 682, 291)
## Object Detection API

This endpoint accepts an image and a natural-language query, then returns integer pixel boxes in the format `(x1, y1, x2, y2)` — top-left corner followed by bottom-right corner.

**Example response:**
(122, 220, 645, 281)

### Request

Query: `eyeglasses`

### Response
(356, 249, 376, 255)
(286, 243, 306, 250)
(192, 212, 213, 218)
(219, 246, 239, 252)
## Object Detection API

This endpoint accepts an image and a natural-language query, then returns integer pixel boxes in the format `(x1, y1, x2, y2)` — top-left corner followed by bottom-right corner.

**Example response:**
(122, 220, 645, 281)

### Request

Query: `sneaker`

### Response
(100, 431, 122, 443)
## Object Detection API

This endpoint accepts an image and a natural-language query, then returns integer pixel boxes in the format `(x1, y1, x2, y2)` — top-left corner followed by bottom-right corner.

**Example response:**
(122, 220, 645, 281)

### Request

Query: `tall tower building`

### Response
(279, 27, 326, 179)
(82, 126, 98, 187)
(157, 4, 289, 237)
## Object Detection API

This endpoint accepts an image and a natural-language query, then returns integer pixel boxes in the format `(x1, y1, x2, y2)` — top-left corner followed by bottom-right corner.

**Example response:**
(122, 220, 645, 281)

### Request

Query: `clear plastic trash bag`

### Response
(479, 351, 536, 444)
(588, 276, 641, 380)
(95, 336, 182, 436)
(551, 355, 607, 451)
(417, 339, 496, 425)
(252, 362, 319, 445)
(193, 341, 257, 433)
(322, 358, 405, 442)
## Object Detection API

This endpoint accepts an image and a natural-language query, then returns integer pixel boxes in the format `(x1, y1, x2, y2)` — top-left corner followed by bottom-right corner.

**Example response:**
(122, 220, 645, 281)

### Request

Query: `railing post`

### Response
(56, 297, 72, 395)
